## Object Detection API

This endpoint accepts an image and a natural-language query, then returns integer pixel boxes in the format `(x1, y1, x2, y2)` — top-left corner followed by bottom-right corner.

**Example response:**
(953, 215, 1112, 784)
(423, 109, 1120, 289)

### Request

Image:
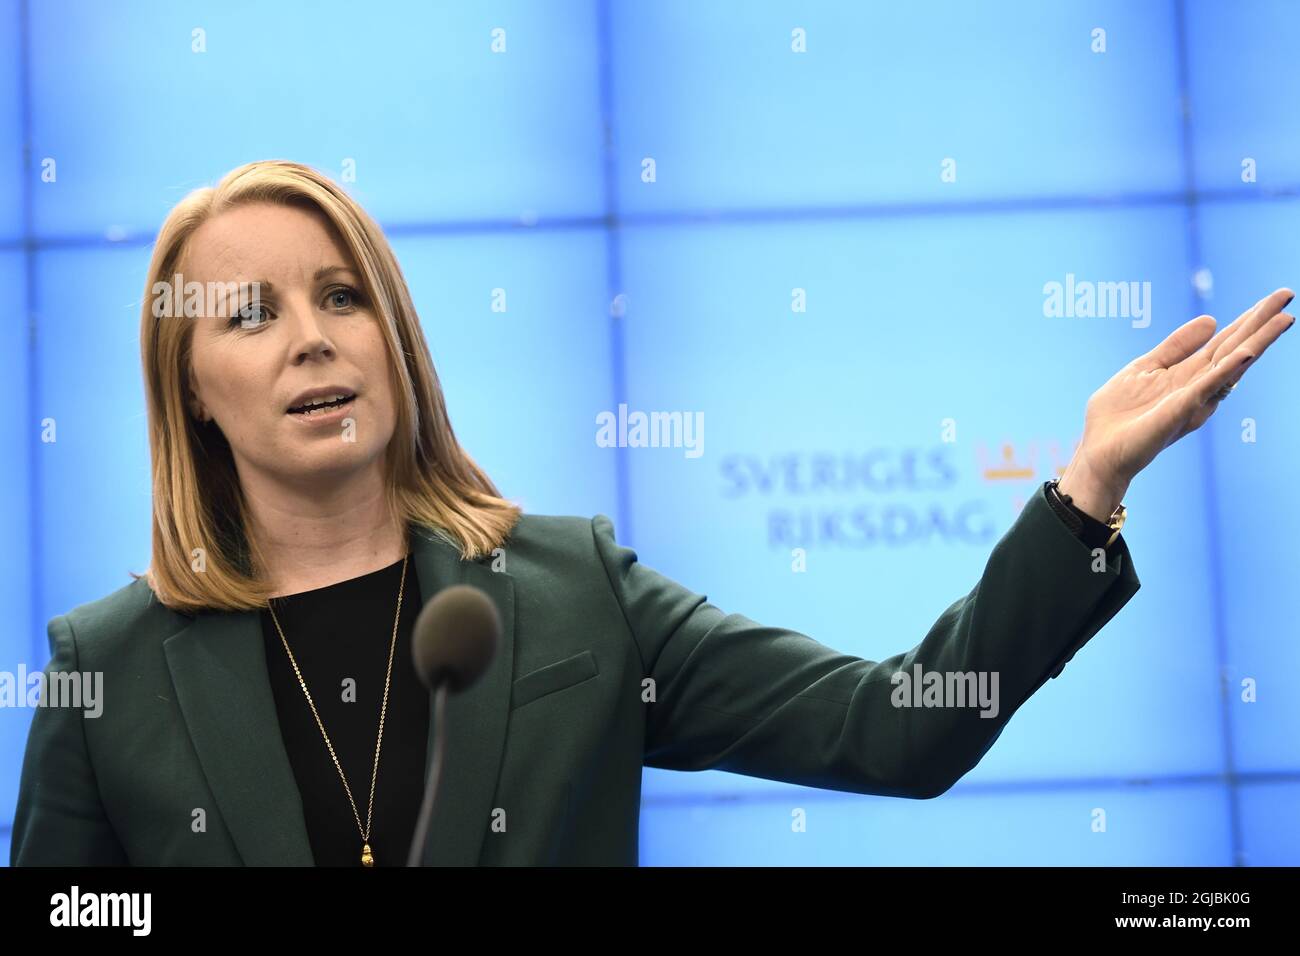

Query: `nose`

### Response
(282, 297, 336, 363)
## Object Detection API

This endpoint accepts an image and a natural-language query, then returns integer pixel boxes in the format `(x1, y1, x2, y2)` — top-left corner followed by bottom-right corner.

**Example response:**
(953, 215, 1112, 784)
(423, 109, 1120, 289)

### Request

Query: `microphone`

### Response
(406, 584, 501, 867)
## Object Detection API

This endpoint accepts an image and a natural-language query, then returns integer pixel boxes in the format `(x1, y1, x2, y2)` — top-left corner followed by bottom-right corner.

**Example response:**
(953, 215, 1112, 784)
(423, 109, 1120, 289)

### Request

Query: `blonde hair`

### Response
(137, 159, 520, 613)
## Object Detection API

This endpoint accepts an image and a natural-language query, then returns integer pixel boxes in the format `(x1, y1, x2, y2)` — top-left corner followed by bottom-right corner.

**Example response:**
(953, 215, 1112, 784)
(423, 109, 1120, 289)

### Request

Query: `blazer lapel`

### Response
(162, 522, 516, 867)
(163, 608, 316, 865)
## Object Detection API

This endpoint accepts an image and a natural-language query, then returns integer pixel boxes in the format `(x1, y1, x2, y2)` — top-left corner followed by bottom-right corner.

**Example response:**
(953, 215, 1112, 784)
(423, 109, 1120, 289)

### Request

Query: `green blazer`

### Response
(10, 481, 1140, 866)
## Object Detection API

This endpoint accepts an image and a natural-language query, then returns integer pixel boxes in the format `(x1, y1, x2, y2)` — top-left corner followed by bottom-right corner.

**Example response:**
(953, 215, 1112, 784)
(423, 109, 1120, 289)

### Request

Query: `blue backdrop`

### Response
(2, 0, 1297, 865)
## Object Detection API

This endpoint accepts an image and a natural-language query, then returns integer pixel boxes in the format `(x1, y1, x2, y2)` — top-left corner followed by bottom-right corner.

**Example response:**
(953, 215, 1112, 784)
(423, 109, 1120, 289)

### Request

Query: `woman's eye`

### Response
(229, 303, 269, 329)
(223, 287, 361, 329)
(327, 286, 362, 310)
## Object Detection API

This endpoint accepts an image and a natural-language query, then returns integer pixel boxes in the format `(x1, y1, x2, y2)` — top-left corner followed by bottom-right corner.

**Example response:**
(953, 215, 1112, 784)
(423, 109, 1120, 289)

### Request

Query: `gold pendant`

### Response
(361, 843, 374, 867)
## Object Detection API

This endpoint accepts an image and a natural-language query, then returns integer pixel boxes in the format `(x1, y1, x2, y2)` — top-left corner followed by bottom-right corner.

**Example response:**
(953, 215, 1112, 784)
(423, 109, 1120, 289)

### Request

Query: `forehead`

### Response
(182, 201, 355, 281)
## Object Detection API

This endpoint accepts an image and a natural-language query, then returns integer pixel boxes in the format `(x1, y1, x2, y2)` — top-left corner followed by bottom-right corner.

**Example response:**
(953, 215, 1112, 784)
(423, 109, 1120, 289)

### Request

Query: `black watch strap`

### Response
(1045, 479, 1115, 551)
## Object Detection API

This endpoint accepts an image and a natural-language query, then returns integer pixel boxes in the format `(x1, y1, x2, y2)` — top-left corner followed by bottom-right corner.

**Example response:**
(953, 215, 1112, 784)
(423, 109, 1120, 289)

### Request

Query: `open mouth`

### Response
(287, 393, 357, 417)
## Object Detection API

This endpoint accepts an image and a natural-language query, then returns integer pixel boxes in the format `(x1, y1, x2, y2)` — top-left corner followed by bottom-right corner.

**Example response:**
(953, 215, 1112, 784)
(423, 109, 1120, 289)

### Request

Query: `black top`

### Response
(260, 554, 428, 867)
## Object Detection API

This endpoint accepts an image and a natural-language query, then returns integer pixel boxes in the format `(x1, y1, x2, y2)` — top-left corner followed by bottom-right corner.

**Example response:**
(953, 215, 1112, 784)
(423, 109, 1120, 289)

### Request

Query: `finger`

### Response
(1136, 314, 1215, 371)
(1183, 310, 1292, 412)
(1194, 345, 1255, 407)
(1185, 289, 1284, 374)
(1207, 287, 1294, 367)
(1231, 310, 1296, 366)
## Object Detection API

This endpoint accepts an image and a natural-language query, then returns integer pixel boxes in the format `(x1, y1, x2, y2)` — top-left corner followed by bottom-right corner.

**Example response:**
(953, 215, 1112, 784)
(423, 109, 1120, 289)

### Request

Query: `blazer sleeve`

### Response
(10, 614, 129, 866)
(591, 480, 1141, 799)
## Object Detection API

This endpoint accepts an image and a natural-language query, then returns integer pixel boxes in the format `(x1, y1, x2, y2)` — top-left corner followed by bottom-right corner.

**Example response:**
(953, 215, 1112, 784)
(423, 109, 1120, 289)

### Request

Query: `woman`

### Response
(10, 160, 1292, 866)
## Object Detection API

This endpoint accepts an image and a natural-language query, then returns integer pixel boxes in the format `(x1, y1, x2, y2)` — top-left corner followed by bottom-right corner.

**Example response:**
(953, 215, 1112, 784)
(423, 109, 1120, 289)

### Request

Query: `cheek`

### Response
(196, 347, 272, 428)
(358, 336, 398, 417)
(366, 373, 400, 440)
(373, 371, 397, 416)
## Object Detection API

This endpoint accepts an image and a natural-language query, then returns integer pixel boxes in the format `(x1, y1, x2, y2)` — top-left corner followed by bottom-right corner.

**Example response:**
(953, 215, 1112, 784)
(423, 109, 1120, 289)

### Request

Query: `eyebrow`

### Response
(239, 265, 360, 295)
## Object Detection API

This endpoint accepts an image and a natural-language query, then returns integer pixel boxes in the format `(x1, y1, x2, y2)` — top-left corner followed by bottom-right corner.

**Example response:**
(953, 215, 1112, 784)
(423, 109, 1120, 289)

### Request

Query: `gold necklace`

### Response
(267, 553, 408, 867)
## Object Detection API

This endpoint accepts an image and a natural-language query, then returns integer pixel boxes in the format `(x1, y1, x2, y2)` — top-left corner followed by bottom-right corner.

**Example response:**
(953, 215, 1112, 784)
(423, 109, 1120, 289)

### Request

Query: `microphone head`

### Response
(411, 584, 501, 693)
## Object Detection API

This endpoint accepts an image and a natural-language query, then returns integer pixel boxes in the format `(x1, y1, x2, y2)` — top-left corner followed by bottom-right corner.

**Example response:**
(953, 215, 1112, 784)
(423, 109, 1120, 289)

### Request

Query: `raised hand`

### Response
(1058, 287, 1295, 521)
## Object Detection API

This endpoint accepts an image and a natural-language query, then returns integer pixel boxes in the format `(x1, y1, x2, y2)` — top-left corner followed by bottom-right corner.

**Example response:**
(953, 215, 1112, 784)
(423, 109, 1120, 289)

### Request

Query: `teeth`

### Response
(304, 393, 346, 407)
(290, 393, 352, 413)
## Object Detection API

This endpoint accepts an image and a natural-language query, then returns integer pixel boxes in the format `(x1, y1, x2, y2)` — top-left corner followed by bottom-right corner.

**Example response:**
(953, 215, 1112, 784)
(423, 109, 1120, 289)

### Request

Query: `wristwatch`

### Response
(1044, 478, 1127, 551)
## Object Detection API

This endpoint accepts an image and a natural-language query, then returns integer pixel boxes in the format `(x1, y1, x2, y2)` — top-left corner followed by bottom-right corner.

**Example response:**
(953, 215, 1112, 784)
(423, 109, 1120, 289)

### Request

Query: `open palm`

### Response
(1072, 287, 1295, 496)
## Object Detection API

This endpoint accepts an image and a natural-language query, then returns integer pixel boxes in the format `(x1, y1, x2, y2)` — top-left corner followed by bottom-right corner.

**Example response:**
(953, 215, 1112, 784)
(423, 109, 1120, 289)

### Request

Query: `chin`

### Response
(281, 445, 380, 477)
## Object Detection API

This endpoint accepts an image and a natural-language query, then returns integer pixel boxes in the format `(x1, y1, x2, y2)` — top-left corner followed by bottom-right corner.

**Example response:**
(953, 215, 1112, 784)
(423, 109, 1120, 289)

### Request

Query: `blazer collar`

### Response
(161, 523, 516, 866)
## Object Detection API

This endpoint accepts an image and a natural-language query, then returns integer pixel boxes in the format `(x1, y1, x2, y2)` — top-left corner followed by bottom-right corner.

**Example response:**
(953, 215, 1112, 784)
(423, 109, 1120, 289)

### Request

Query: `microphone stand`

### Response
(406, 683, 449, 867)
